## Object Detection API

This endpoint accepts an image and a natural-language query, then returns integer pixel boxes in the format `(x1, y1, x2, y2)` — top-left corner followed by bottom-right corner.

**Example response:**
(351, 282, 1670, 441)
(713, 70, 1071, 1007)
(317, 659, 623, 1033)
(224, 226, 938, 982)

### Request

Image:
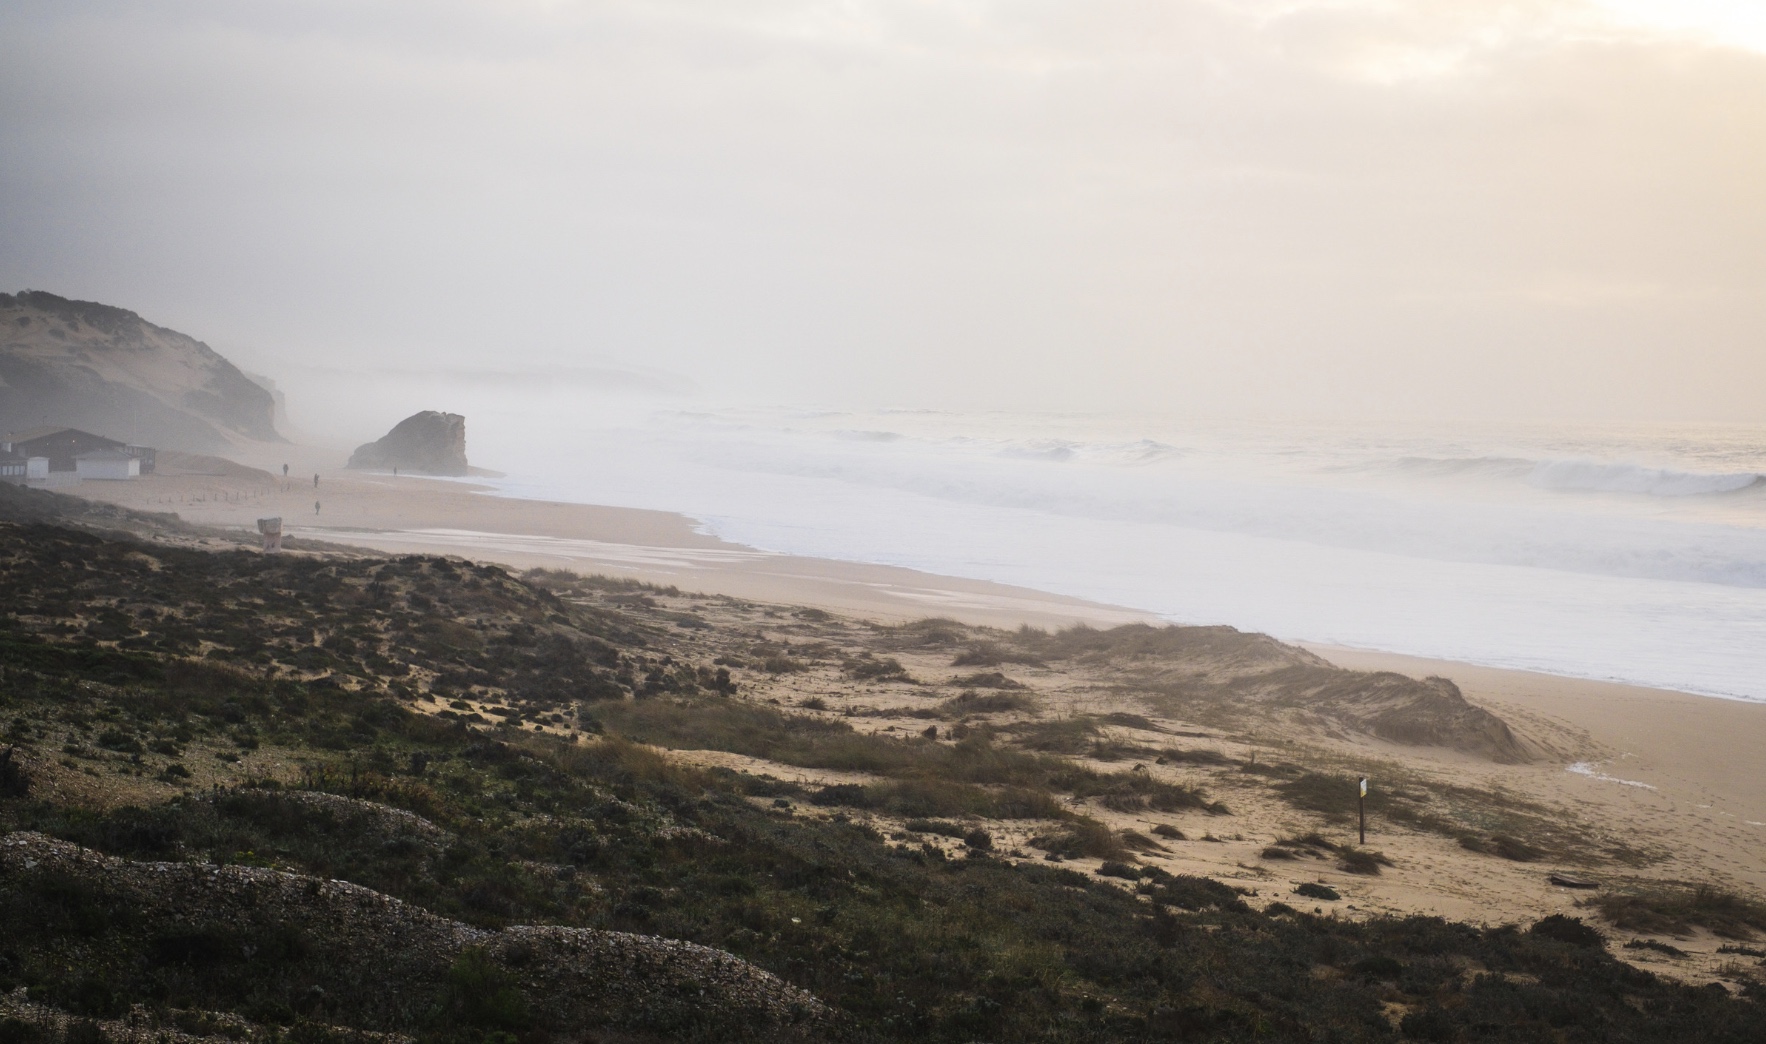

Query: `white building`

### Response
(0, 452, 48, 484)
(75, 448, 140, 480)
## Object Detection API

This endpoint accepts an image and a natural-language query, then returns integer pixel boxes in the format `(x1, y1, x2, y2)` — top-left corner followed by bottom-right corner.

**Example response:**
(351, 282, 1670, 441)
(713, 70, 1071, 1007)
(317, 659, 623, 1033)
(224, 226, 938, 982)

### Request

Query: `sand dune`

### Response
(61, 453, 1766, 986)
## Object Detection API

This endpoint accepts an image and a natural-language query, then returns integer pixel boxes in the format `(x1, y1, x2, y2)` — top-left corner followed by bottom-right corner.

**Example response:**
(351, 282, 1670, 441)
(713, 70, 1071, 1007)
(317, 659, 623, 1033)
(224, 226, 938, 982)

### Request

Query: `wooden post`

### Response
(1358, 776, 1368, 846)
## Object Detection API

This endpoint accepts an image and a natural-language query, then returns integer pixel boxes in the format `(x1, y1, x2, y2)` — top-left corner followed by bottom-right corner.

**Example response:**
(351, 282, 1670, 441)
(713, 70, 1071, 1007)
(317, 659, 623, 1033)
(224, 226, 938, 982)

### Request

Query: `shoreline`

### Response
(46, 456, 1766, 947)
(66, 458, 1745, 701)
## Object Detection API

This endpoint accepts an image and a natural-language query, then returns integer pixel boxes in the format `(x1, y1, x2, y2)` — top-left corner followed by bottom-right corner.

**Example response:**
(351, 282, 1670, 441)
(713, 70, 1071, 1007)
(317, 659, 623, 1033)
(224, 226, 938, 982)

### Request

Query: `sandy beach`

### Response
(81, 457, 1158, 631)
(63, 454, 1766, 978)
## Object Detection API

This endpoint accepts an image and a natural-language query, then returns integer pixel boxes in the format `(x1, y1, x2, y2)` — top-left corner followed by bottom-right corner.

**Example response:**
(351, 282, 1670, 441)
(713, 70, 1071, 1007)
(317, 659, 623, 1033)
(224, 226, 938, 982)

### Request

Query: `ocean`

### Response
(447, 398, 1766, 701)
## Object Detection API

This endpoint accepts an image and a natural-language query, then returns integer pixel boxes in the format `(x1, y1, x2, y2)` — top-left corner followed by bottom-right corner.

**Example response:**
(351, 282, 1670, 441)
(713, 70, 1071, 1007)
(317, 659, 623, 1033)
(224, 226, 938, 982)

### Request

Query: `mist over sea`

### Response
(439, 398, 1766, 701)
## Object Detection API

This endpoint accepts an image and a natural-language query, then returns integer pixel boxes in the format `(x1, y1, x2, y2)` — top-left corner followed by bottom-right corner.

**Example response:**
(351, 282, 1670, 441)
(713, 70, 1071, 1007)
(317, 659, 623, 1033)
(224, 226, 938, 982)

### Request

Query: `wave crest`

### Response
(1528, 460, 1763, 497)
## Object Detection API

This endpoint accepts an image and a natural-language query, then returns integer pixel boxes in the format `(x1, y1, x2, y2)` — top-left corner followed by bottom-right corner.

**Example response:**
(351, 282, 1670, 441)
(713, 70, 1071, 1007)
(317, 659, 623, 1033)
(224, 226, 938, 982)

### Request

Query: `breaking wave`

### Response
(1527, 460, 1764, 497)
(1393, 455, 1762, 498)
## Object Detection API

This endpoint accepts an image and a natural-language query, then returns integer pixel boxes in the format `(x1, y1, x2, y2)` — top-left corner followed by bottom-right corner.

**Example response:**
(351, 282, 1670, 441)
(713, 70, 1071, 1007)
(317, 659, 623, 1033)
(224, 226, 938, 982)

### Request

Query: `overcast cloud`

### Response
(2, 0, 1763, 423)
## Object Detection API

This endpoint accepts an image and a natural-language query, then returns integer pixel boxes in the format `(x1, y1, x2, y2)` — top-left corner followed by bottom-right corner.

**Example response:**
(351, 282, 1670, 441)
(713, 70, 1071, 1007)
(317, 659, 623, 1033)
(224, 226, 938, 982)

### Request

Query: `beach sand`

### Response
(65, 456, 1766, 978)
(74, 462, 1157, 631)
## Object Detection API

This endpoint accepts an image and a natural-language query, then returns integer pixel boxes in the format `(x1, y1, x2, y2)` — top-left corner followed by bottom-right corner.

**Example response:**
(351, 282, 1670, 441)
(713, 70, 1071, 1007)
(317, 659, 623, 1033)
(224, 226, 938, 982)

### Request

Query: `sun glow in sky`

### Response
(2, 0, 1765, 425)
(1595, 0, 1766, 52)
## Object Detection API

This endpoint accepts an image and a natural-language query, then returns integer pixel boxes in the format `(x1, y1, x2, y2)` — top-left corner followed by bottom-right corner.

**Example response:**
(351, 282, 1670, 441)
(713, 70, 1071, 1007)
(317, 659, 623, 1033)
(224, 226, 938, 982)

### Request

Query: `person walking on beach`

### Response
(282, 463, 288, 477)
(313, 473, 320, 488)
(314, 500, 321, 515)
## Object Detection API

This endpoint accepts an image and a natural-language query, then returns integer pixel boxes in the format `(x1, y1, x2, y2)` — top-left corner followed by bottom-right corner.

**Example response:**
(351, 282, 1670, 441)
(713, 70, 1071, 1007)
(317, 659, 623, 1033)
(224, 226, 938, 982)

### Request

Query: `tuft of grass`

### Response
(1336, 849, 1393, 876)
(761, 655, 809, 674)
(1294, 882, 1339, 901)
(950, 642, 1045, 668)
(1586, 883, 1766, 940)
(1459, 833, 1544, 862)
(1008, 718, 1098, 755)
(1531, 915, 1604, 948)
(1143, 874, 1248, 913)
(843, 655, 912, 682)
(1029, 820, 1130, 862)
(903, 818, 968, 839)
(938, 690, 1036, 717)
(948, 672, 1023, 690)
(1156, 747, 1232, 766)
(1118, 830, 1169, 854)
(1624, 938, 1688, 958)
(590, 697, 1224, 820)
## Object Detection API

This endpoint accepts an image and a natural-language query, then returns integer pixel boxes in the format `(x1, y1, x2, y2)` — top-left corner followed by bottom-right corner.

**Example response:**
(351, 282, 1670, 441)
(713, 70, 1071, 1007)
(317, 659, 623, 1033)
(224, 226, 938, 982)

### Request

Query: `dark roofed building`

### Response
(0, 426, 154, 474)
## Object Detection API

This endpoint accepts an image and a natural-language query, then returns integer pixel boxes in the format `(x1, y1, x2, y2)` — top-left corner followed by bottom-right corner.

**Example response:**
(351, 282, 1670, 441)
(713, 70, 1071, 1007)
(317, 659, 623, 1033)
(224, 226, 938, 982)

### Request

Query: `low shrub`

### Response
(1624, 938, 1688, 957)
(1352, 955, 1405, 980)
(843, 655, 910, 682)
(1148, 875, 1249, 913)
(1295, 882, 1340, 901)
(0, 746, 30, 798)
(1588, 883, 1766, 940)
(810, 784, 873, 808)
(938, 690, 1035, 717)
(1491, 834, 1544, 862)
(1530, 915, 1604, 948)
(903, 818, 968, 839)
(948, 672, 1022, 690)
(1338, 849, 1393, 876)
(1030, 820, 1129, 861)
(1156, 747, 1232, 766)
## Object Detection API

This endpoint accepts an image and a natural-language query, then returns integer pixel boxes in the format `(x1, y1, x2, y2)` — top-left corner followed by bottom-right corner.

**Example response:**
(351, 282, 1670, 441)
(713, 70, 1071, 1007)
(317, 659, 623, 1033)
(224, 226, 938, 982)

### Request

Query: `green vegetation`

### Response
(1588, 883, 1766, 940)
(0, 493, 1763, 1042)
(583, 695, 1226, 821)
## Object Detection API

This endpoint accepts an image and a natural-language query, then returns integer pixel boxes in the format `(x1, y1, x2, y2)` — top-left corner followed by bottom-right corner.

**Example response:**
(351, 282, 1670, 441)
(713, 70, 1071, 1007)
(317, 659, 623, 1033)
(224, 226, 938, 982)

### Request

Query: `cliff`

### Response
(347, 410, 469, 475)
(0, 290, 280, 451)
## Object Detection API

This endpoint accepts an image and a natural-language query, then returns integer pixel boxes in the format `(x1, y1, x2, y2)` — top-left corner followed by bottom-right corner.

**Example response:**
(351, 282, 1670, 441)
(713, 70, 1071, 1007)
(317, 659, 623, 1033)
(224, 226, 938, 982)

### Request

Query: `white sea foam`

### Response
(435, 397, 1766, 701)
(1566, 762, 1658, 790)
(1528, 459, 1762, 497)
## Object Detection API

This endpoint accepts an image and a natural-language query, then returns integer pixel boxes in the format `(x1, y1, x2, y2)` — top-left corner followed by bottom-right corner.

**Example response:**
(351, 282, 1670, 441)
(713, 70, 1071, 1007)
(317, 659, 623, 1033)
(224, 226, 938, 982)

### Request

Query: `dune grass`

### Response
(585, 696, 1225, 820)
(1587, 883, 1766, 940)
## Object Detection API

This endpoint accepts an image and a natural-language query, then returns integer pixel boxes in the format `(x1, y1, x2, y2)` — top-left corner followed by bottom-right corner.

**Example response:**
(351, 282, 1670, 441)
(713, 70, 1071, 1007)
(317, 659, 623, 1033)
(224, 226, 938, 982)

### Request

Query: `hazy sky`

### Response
(2, 0, 1764, 423)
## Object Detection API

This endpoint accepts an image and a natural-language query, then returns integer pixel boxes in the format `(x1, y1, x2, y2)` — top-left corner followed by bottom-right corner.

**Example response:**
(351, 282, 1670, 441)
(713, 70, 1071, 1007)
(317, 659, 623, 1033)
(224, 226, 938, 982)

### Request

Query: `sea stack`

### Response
(347, 411, 468, 475)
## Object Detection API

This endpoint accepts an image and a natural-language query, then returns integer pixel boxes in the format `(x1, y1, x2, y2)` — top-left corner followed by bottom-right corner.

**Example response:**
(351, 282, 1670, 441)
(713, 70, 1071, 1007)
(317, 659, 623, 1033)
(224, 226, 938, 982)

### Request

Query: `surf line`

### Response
(1566, 762, 1656, 790)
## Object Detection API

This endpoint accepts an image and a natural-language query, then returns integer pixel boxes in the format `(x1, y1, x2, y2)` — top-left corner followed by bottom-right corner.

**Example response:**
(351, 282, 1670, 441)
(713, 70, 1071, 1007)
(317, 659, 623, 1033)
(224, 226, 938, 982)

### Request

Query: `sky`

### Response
(2, 0, 1764, 425)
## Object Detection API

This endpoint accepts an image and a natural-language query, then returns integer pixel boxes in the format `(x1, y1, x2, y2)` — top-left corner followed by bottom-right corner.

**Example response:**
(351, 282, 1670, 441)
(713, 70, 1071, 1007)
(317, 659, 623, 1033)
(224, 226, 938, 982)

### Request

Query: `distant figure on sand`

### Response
(314, 501, 321, 515)
(282, 463, 288, 477)
(313, 473, 319, 488)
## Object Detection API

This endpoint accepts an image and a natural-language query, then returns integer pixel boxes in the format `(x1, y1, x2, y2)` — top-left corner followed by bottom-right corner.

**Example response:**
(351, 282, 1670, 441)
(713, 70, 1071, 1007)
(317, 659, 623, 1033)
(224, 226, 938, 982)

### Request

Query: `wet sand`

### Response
(74, 464, 1156, 632)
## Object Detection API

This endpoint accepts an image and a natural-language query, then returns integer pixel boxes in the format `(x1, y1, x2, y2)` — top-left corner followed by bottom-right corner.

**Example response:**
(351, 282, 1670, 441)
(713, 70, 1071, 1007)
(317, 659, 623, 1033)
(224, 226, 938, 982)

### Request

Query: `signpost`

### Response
(1358, 777, 1368, 845)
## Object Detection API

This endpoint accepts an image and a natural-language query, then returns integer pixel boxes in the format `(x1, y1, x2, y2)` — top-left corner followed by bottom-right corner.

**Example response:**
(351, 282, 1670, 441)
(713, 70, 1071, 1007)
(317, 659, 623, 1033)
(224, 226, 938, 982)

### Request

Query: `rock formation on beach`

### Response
(347, 410, 469, 475)
(0, 290, 280, 451)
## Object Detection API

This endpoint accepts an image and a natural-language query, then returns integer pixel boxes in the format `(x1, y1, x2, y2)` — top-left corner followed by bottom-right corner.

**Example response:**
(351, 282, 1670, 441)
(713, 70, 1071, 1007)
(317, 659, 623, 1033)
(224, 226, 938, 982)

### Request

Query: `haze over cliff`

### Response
(348, 410, 469, 475)
(0, 290, 279, 451)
